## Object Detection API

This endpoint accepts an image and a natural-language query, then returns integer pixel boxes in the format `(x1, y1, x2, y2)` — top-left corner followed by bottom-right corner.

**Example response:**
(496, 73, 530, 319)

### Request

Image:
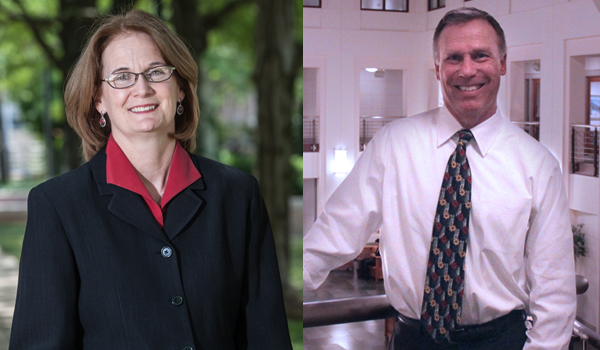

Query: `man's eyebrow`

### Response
(444, 51, 462, 59)
(470, 48, 490, 54)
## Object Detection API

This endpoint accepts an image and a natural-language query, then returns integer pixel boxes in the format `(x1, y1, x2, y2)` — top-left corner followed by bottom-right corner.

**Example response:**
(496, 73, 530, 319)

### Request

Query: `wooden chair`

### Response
(369, 256, 384, 280)
(334, 245, 378, 271)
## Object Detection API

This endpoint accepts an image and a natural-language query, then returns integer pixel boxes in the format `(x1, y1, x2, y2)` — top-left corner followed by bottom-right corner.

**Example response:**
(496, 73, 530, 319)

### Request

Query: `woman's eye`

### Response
(115, 74, 131, 81)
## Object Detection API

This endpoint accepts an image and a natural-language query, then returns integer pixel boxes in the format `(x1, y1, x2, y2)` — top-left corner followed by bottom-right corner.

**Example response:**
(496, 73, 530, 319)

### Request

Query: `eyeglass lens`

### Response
(107, 66, 174, 88)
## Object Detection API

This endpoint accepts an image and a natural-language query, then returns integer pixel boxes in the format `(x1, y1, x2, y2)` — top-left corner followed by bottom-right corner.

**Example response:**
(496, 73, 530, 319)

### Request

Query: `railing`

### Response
(571, 125, 599, 177)
(304, 276, 599, 347)
(573, 320, 600, 349)
(303, 295, 396, 328)
(360, 116, 404, 151)
(512, 121, 540, 141)
(303, 116, 319, 152)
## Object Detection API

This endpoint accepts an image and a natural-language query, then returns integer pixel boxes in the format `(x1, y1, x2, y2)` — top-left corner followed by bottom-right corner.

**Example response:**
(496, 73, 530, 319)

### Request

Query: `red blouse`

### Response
(106, 134, 201, 228)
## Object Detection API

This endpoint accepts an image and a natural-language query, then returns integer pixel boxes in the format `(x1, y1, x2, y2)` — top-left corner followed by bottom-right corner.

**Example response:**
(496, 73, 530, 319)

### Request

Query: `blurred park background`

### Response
(0, 0, 303, 348)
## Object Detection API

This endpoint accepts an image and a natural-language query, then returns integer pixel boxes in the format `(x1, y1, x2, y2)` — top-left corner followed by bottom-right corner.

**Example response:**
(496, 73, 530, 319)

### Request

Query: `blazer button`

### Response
(171, 295, 184, 306)
(182, 347, 193, 350)
(161, 246, 172, 258)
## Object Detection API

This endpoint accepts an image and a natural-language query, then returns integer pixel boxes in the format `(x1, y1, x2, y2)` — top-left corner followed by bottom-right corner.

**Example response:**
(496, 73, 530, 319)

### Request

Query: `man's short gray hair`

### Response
(433, 7, 507, 63)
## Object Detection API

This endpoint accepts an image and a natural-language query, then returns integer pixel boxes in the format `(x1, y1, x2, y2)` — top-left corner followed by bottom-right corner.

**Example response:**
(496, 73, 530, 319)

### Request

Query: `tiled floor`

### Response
(303, 319, 388, 350)
(303, 268, 387, 302)
(303, 269, 389, 350)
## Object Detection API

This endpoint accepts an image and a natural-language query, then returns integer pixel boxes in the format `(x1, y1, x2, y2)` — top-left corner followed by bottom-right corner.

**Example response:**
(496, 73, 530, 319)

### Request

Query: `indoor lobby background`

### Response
(303, 0, 600, 348)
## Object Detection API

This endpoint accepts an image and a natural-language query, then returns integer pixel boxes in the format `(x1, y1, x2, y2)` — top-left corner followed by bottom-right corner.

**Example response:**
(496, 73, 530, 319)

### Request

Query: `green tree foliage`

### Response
(0, 3, 61, 130)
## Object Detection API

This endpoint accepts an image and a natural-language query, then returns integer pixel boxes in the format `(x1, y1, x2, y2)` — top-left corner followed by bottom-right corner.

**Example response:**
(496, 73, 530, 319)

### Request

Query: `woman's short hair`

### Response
(65, 9, 199, 161)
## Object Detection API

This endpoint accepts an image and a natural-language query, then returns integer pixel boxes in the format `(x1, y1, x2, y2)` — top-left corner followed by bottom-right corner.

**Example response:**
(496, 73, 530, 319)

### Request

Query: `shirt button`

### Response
(182, 347, 193, 350)
(161, 246, 172, 258)
(171, 295, 184, 306)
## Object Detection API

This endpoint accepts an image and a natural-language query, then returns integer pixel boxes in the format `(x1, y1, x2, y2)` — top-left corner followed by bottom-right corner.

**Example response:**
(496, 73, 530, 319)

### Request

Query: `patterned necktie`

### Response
(421, 129, 474, 343)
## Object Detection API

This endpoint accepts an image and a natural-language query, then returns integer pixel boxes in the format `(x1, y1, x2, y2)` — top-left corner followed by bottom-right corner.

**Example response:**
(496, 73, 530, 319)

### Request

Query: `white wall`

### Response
(359, 69, 404, 117)
(303, 68, 319, 117)
(304, 0, 600, 330)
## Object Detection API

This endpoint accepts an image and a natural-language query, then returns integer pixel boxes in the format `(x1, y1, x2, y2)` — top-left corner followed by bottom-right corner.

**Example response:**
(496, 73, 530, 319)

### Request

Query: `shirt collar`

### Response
(106, 134, 201, 208)
(435, 105, 503, 157)
(161, 140, 201, 206)
(106, 134, 151, 201)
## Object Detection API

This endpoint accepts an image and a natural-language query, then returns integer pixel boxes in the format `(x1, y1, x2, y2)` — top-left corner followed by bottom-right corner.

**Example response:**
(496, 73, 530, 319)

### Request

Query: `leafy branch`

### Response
(573, 223, 586, 259)
(4, 0, 62, 68)
(204, 0, 253, 32)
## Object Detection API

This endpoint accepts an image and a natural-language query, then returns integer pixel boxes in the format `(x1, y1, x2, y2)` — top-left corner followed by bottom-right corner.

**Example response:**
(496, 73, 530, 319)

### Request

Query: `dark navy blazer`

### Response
(9, 149, 291, 350)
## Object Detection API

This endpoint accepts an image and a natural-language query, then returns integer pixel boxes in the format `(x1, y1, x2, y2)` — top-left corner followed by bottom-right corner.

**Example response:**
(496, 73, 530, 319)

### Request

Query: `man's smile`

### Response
(456, 84, 484, 92)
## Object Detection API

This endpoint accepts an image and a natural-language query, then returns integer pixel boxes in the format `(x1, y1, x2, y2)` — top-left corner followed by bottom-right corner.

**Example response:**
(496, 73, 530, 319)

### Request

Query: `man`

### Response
(303, 7, 576, 350)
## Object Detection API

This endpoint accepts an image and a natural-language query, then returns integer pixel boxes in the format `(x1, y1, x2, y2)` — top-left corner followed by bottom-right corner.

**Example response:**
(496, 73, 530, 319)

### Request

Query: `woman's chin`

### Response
(133, 121, 163, 134)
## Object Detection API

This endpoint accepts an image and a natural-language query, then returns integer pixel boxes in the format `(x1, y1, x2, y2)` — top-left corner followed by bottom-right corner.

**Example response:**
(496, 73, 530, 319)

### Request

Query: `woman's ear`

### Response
(94, 88, 104, 115)
(95, 99, 105, 115)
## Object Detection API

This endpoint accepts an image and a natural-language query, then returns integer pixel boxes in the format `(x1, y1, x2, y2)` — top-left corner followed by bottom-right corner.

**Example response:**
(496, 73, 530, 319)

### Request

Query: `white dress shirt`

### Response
(303, 106, 576, 350)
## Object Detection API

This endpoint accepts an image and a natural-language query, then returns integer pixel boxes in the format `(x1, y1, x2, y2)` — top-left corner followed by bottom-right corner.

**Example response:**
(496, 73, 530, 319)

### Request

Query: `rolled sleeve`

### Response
(303, 127, 388, 290)
(524, 163, 576, 350)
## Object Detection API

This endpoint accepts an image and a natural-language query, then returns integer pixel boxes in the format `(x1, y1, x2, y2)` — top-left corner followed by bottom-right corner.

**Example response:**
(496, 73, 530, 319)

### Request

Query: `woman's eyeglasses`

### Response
(101, 65, 176, 89)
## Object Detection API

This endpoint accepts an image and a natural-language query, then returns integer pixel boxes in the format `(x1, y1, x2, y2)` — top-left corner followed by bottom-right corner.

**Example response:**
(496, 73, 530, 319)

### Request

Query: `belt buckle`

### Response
(447, 327, 467, 344)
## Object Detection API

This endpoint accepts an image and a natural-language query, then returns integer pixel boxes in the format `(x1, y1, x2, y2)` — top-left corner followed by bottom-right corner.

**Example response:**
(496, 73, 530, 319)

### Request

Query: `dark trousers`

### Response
(391, 310, 527, 350)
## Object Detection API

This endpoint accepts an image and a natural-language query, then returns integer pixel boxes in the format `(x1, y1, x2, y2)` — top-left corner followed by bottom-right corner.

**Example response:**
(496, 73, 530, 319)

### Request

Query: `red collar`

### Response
(106, 134, 201, 227)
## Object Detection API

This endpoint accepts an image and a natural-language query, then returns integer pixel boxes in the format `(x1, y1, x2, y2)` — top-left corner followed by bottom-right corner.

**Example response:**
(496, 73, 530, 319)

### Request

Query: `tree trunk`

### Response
(0, 100, 7, 183)
(57, 0, 98, 171)
(171, 0, 209, 156)
(253, 0, 300, 318)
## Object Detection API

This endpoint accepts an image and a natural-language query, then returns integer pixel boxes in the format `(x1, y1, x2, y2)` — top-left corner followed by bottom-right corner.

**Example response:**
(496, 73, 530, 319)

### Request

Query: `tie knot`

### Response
(457, 129, 473, 145)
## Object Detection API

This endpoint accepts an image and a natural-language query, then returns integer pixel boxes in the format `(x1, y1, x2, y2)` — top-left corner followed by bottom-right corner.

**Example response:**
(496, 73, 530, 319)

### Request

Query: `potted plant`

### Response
(572, 224, 586, 259)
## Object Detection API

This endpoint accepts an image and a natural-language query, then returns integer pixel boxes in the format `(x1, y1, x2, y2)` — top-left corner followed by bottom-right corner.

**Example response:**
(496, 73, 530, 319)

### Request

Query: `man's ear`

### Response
(435, 62, 441, 81)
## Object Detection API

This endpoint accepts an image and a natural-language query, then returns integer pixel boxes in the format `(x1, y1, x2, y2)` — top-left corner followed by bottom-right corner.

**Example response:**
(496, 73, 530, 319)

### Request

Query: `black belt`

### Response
(447, 310, 525, 344)
(396, 309, 526, 345)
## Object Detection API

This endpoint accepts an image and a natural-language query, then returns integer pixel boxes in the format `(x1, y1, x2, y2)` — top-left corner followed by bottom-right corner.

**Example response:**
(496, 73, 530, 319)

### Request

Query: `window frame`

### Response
(361, 0, 409, 13)
(303, 0, 321, 8)
(428, 0, 445, 11)
(587, 76, 600, 126)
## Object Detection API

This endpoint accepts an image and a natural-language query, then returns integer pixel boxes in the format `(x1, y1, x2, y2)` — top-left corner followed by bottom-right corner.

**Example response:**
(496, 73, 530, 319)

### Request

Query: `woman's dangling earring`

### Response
(176, 98, 184, 115)
(100, 111, 107, 128)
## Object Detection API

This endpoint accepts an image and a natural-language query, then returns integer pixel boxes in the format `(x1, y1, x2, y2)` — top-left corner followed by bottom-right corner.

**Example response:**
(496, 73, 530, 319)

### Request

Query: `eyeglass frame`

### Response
(100, 65, 177, 89)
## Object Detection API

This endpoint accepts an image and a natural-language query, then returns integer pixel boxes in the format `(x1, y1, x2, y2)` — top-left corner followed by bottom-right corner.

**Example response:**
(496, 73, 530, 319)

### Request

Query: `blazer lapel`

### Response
(108, 189, 166, 239)
(161, 151, 207, 241)
(90, 150, 167, 241)
(162, 181, 205, 241)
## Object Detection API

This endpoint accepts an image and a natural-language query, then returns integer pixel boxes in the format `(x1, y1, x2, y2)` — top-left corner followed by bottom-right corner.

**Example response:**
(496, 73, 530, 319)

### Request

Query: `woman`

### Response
(9, 9, 291, 350)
